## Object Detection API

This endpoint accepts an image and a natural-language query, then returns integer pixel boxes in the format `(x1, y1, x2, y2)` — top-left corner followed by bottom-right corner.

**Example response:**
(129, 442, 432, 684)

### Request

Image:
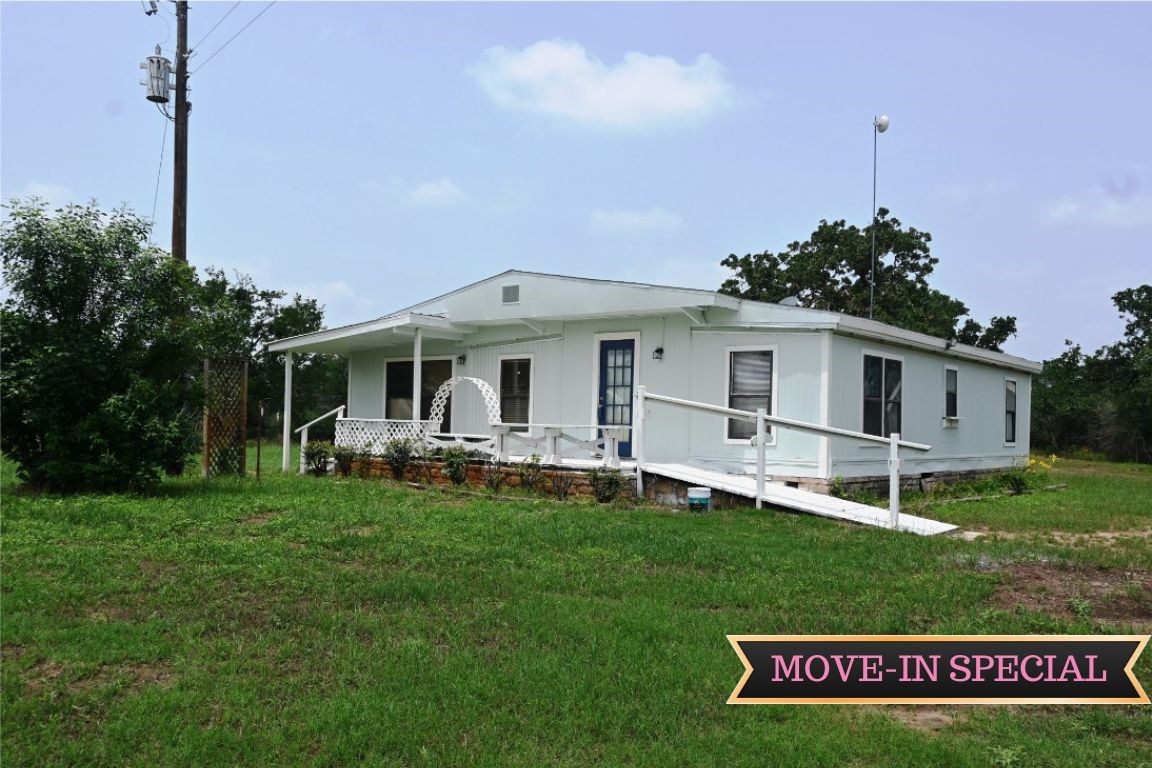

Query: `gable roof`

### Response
(268, 269, 1041, 373)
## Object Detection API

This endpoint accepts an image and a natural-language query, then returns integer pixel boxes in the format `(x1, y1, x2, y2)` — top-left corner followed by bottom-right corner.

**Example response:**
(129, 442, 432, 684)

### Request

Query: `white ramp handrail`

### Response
(491, 423, 630, 468)
(635, 387, 931, 530)
(293, 405, 346, 474)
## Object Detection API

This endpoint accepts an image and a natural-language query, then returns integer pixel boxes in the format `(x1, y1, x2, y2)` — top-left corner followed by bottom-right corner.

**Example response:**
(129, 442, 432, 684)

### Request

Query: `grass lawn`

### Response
(2, 452, 1151, 766)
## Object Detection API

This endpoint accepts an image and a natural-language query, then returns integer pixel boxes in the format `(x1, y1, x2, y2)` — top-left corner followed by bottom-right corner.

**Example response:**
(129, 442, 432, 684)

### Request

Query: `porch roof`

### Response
(267, 313, 474, 354)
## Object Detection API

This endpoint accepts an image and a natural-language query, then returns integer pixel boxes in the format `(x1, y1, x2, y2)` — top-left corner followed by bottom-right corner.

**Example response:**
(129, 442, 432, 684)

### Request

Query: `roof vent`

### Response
(502, 284, 520, 304)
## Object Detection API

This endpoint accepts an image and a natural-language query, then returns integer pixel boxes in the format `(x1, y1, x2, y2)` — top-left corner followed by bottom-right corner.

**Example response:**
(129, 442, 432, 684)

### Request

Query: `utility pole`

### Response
(171, 0, 189, 264)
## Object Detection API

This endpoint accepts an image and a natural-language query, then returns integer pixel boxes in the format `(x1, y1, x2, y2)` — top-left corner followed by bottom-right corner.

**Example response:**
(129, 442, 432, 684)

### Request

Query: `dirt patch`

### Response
(23, 659, 173, 696)
(990, 562, 1152, 627)
(243, 509, 281, 525)
(885, 706, 966, 734)
(967, 527, 1152, 548)
(343, 525, 379, 537)
(86, 605, 136, 623)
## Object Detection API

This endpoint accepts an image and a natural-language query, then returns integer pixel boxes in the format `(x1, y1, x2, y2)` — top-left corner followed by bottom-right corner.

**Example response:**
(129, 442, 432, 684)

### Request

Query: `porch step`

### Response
(643, 463, 958, 536)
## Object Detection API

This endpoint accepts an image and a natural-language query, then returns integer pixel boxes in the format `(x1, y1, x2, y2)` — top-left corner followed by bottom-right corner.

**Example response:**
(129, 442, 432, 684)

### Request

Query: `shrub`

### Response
(303, 440, 333, 476)
(410, 442, 436, 485)
(482, 461, 506, 493)
(441, 445, 469, 485)
(1, 200, 204, 491)
(550, 470, 576, 501)
(588, 467, 627, 503)
(517, 454, 544, 490)
(383, 438, 415, 481)
(332, 444, 357, 477)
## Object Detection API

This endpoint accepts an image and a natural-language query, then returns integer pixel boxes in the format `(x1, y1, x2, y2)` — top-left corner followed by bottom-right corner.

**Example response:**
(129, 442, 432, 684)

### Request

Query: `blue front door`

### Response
(597, 339, 635, 457)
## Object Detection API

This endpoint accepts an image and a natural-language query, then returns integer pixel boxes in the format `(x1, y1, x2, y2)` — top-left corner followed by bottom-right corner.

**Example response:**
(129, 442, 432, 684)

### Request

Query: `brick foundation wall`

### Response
(346, 458, 637, 500)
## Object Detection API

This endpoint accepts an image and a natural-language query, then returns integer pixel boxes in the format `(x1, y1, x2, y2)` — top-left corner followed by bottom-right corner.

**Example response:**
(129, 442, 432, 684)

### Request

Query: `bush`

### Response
(588, 467, 627, 503)
(303, 440, 332, 476)
(441, 445, 469, 485)
(550, 470, 576, 501)
(332, 444, 358, 477)
(409, 442, 436, 485)
(383, 438, 415, 481)
(517, 454, 544, 491)
(1, 200, 204, 491)
(482, 461, 506, 493)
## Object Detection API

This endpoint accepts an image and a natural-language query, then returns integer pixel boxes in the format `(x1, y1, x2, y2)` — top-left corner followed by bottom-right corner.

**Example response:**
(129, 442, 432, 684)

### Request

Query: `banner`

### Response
(727, 635, 1149, 704)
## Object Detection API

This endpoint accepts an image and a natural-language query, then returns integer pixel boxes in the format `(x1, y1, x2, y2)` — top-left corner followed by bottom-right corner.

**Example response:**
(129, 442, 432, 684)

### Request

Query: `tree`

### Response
(198, 269, 346, 440)
(1, 200, 203, 490)
(1032, 286, 1152, 462)
(719, 209, 1017, 350)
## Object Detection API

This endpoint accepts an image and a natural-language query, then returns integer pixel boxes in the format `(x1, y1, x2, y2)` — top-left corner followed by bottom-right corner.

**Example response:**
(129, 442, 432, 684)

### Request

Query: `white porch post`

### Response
(755, 408, 767, 510)
(634, 386, 646, 497)
(281, 351, 293, 473)
(412, 327, 423, 422)
(888, 432, 901, 530)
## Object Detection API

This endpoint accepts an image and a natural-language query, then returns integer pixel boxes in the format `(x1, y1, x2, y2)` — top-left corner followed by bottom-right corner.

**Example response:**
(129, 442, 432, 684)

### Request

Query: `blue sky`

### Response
(3, 1, 1150, 361)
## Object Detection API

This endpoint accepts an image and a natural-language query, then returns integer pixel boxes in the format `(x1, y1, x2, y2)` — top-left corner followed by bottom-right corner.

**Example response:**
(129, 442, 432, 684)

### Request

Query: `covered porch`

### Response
(267, 312, 633, 472)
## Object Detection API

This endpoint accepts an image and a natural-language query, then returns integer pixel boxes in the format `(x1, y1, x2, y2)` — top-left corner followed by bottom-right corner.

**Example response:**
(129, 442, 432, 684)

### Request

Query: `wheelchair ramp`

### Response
(644, 463, 957, 536)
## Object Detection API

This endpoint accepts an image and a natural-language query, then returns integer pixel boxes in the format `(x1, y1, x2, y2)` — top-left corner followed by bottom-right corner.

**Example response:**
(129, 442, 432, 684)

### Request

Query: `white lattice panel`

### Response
(428, 376, 502, 427)
(335, 419, 437, 455)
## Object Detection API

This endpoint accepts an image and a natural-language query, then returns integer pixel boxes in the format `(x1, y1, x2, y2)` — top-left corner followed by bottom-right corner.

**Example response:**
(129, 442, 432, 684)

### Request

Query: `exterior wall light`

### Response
(652, 347, 664, 360)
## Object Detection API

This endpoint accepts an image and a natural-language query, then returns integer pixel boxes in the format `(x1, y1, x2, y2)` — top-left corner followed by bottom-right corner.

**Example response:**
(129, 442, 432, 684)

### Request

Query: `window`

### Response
(499, 358, 531, 432)
(945, 367, 958, 419)
(385, 359, 452, 431)
(727, 350, 773, 440)
(501, 284, 520, 304)
(863, 354, 902, 437)
(1005, 379, 1017, 444)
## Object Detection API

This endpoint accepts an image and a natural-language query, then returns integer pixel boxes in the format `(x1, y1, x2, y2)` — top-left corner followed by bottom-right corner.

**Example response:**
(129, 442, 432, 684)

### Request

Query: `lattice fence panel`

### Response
(203, 358, 247, 478)
(335, 419, 437, 455)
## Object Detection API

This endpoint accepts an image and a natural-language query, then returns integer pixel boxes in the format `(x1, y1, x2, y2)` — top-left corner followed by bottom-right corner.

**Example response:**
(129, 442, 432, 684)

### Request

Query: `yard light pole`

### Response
(869, 114, 889, 320)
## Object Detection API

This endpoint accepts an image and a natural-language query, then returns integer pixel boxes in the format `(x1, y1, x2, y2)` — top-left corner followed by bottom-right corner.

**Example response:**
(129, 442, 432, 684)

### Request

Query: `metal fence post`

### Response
(755, 408, 767, 510)
(888, 432, 901, 529)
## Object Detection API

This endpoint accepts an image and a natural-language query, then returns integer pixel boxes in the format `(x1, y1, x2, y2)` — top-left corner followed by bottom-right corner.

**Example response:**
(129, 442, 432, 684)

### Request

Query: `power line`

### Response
(191, 1, 241, 53)
(190, 0, 276, 75)
(149, 114, 169, 243)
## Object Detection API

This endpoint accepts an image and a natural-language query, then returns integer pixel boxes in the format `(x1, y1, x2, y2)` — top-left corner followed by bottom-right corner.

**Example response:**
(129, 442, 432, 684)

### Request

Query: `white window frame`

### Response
(722, 344, 778, 446)
(1004, 377, 1018, 447)
(943, 364, 960, 426)
(381, 355, 456, 426)
(861, 348, 905, 439)
(497, 354, 534, 432)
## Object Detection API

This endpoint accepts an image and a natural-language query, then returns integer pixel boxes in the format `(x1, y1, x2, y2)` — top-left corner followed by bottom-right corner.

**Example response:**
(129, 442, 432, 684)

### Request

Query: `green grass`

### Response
(3, 454, 1151, 767)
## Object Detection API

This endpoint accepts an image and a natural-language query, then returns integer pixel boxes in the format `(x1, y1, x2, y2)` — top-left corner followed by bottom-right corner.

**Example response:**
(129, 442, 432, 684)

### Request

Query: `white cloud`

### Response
(11, 181, 75, 208)
(469, 39, 735, 130)
(1046, 186, 1152, 228)
(590, 207, 682, 233)
(407, 178, 466, 207)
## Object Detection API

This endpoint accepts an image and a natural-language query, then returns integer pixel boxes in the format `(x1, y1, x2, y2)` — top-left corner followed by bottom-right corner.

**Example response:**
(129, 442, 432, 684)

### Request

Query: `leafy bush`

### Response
(1, 200, 204, 491)
(383, 438, 415, 481)
(517, 454, 544, 490)
(588, 467, 627, 503)
(550, 470, 576, 501)
(409, 442, 436, 485)
(482, 461, 506, 493)
(332, 444, 358, 477)
(440, 445, 469, 485)
(303, 440, 332, 476)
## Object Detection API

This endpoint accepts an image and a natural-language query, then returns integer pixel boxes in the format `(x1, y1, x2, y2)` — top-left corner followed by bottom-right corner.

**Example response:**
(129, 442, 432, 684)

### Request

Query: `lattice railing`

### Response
(335, 418, 438, 455)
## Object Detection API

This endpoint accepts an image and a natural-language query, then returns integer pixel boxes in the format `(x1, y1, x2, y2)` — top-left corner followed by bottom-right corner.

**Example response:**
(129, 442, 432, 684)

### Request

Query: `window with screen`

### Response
(864, 354, 902, 437)
(500, 358, 531, 432)
(945, 368, 958, 419)
(727, 350, 773, 440)
(1005, 379, 1017, 443)
(385, 359, 452, 431)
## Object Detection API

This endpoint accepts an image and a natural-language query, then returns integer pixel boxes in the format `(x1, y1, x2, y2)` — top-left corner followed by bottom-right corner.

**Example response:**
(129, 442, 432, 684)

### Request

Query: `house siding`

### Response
(827, 333, 1031, 478)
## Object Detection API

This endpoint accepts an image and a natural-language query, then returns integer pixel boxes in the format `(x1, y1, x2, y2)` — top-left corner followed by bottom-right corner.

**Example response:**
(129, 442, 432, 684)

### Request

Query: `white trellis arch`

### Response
(428, 376, 502, 429)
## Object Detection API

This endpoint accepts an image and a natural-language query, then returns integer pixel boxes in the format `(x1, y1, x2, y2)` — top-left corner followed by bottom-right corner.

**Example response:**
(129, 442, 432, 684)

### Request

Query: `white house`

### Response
(269, 270, 1039, 497)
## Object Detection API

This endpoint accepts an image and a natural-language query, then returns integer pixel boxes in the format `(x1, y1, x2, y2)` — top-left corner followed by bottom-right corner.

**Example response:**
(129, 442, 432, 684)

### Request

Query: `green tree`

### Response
(1032, 286, 1152, 462)
(198, 269, 345, 440)
(719, 209, 1017, 350)
(1, 200, 203, 490)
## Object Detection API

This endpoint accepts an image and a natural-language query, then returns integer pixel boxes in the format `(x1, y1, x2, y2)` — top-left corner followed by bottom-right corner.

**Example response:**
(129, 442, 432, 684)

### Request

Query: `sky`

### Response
(2, 1, 1150, 362)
